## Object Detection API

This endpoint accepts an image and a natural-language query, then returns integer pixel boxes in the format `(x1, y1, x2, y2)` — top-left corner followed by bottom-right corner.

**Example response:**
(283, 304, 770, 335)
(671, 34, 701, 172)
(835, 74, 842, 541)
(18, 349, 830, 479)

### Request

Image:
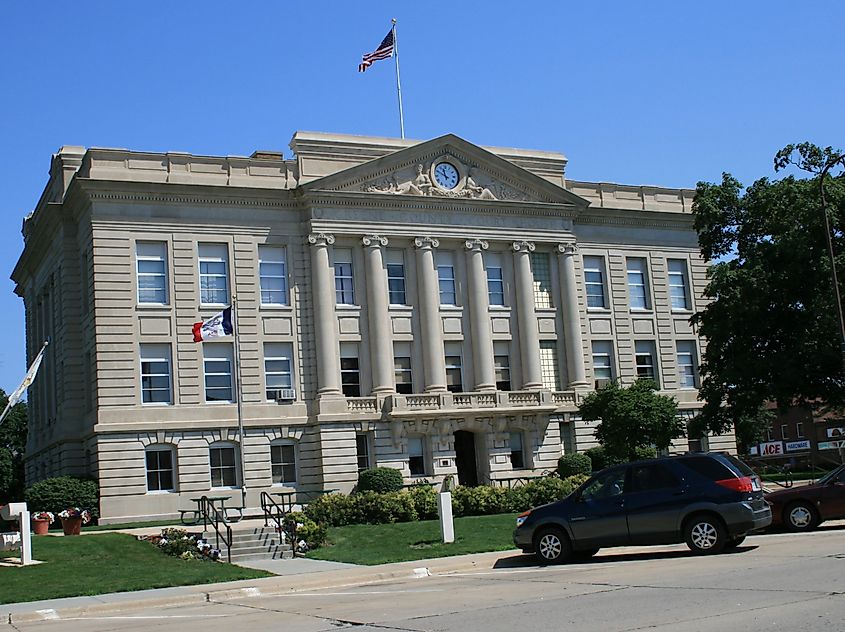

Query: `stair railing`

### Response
(260, 491, 287, 538)
(200, 496, 233, 563)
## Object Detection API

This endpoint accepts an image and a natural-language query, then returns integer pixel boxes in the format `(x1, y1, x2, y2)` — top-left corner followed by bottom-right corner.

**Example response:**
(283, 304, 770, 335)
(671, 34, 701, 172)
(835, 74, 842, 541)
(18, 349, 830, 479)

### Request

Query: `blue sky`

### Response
(1, 1, 843, 393)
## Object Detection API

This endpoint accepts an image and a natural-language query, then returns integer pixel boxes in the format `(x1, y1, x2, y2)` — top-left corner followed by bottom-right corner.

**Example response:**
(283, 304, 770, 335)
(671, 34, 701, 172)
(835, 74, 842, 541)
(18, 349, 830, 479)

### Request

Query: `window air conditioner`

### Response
(594, 379, 611, 390)
(273, 388, 296, 402)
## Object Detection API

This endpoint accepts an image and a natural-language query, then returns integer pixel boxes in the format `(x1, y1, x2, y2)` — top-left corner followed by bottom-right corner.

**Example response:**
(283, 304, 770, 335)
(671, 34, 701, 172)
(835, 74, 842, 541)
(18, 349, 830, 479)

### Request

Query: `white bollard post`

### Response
(19, 509, 32, 565)
(437, 492, 455, 543)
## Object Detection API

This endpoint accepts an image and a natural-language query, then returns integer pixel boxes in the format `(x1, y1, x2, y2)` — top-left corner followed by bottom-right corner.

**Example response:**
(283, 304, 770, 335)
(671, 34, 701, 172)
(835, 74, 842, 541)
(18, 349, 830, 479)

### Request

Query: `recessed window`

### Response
(445, 342, 463, 393)
(386, 250, 407, 305)
(539, 341, 561, 391)
(341, 343, 361, 397)
(145, 445, 175, 492)
(635, 340, 659, 385)
(334, 248, 355, 305)
(781, 424, 789, 440)
(487, 255, 505, 306)
(264, 342, 294, 400)
(796, 423, 804, 438)
(494, 341, 511, 391)
(591, 341, 614, 388)
(667, 259, 691, 310)
(356, 433, 372, 472)
(204, 344, 234, 402)
(259, 245, 288, 305)
(437, 253, 457, 305)
(136, 241, 168, 304)
(583, 255, 607, 309)
(510, 432, 525, 469)
(394, 342, 413, 395)
(140, 344, 172, 404)
(209, 443, 238, 488)
(531, 252, 553, 309)
(626, 257, 651, 310)
(198, 243, 229, 305)
(271, 442, 297, 485)
(676, 341, 698, 388)
(408, 436, 427, 476)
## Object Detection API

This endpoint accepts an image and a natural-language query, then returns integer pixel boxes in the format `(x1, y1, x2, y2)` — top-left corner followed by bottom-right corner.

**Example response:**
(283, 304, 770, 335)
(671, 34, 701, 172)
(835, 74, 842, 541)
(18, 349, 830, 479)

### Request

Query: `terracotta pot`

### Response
(32, 518, 51, 535)
(60, 516, 83, 536)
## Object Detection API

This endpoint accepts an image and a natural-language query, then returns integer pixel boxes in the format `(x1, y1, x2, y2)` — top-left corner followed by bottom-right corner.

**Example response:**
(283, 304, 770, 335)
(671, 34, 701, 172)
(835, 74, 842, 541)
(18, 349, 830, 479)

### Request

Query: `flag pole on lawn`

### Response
(392, 19, 405, 139)
(0, 340, 48, 427)
(231, 294, 247, 510)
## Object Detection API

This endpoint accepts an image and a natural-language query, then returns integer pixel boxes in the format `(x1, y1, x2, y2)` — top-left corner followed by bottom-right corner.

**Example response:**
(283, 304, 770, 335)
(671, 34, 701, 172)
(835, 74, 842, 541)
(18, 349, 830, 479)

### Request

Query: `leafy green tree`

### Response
(0, 389, 28, 502)
(578, 380, 684, 462)
(691, 144, 845, 445)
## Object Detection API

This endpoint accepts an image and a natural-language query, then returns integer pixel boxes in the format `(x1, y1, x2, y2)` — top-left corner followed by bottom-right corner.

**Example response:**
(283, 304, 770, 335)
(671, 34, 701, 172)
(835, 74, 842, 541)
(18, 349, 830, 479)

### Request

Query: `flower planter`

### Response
(32, 518, 51, 535)
(60, 516, 83, 536)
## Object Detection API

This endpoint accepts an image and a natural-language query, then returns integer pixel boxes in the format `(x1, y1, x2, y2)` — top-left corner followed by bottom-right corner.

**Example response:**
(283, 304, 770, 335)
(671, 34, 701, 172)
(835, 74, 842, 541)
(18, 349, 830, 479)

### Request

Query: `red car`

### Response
(765, 464, 845, 531)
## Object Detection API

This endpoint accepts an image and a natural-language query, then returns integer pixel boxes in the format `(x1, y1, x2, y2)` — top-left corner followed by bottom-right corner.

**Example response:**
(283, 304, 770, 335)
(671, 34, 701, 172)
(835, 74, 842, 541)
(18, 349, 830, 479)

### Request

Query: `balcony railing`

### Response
(345, 390, 582, 415)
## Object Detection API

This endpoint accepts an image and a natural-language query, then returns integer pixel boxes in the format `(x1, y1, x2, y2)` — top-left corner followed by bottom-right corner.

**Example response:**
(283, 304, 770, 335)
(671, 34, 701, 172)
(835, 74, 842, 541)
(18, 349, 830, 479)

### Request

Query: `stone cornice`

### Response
(577, 207, 695, 230)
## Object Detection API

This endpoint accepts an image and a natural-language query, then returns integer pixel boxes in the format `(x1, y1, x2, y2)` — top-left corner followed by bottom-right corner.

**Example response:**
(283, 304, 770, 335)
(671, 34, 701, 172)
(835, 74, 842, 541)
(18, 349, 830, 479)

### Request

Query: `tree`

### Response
(691, 144, 845, 445)
(0, 389, 28, 502)
(578, 380, 684, 462)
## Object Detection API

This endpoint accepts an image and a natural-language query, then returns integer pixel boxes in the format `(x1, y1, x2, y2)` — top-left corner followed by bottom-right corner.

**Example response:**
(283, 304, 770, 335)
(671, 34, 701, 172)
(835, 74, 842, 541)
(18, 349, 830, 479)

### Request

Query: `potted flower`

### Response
(31, 511, 55, 535)
(57, 508, 92, 535)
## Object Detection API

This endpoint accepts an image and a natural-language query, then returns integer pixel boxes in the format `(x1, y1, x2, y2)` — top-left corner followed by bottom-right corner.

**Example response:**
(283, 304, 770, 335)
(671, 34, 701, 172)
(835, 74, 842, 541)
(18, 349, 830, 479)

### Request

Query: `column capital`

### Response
(308, 232, 335, 247)
(512, 240, 536, 253)
(362, 234, 389, 248)
(557, 241, 578, 256)
(464, 238, 489, 252)
(414, 236, 440, 250)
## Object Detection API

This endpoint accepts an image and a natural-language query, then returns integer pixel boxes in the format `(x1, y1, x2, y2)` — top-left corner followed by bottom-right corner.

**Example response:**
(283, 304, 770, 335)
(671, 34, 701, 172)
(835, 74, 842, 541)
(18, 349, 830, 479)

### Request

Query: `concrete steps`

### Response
(205, 524, 293, 562)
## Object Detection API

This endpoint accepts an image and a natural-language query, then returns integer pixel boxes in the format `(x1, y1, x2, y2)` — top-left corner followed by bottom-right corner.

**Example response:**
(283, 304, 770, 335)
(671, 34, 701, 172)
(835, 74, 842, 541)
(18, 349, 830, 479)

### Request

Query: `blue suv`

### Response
(513, 452, 772, 563)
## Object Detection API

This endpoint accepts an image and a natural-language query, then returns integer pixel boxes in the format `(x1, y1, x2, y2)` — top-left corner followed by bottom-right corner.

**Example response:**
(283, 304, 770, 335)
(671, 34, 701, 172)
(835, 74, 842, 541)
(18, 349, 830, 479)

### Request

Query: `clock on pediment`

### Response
(433, 161, 459, 190)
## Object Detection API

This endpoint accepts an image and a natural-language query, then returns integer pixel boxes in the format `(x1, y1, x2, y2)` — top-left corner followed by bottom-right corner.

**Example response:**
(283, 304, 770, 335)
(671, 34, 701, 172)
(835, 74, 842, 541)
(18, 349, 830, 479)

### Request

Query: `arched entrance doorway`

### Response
(454, 430, 479, 487)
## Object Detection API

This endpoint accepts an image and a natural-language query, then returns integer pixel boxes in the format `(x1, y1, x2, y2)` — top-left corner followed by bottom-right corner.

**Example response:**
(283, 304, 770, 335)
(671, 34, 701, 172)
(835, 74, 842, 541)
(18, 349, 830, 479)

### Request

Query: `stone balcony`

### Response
(343, 389, 584, 419)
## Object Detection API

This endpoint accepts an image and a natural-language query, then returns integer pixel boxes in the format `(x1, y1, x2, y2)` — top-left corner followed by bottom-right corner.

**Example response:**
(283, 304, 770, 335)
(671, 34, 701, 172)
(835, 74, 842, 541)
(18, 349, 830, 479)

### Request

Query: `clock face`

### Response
(434, 162, 459, 189)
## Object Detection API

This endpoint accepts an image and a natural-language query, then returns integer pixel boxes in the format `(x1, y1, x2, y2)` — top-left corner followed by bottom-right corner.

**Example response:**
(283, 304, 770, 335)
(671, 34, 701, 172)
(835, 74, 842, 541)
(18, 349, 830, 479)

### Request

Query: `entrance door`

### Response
(454, 430, 478, 487)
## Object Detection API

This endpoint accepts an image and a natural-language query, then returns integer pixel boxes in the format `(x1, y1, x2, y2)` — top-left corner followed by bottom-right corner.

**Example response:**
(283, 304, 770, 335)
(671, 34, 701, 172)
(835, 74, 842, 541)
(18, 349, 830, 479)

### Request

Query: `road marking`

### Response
(275, 589, 446, 596)
(56, 615, 232, 621)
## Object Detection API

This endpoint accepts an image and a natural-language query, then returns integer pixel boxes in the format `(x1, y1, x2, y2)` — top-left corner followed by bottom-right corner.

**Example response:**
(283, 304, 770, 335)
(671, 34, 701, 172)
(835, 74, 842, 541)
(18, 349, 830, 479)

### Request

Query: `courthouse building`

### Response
(12, 132, 734, 522)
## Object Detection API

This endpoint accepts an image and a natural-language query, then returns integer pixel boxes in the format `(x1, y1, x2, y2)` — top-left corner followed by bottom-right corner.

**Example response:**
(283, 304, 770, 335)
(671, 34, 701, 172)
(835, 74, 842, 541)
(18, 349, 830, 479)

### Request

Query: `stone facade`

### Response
(11, 132, 735, 523)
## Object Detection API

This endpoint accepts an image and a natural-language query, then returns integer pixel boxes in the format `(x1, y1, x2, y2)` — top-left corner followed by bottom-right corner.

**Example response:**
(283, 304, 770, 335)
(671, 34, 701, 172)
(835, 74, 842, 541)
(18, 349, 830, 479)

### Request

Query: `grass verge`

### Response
(306, 513, 519, 565)
(0, 533, 272, 604)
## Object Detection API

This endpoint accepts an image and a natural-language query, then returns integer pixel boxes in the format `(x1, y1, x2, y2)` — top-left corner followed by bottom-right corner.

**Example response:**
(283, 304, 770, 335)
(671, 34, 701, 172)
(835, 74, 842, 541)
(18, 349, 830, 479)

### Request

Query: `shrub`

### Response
(357, 467, 403, 493)
(631, 446, 657, 461)
(406, 484, 438, 520)
(304, 493, 359, 527)
(584, 446, 611, 472)
(353, 491, 418, 524)
(507, 474, 590, 512)
(452, 485, 510, 517)
(24, 476, 100, 521)
(283, 511, 327, 551)
(557, 453, 592, 478)
(158, 528, 197, 557)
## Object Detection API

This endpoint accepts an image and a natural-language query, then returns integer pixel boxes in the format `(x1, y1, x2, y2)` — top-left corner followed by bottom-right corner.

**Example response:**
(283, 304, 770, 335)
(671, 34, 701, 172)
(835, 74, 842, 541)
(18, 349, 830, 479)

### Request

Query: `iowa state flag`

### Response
(193, 307, 233, 342)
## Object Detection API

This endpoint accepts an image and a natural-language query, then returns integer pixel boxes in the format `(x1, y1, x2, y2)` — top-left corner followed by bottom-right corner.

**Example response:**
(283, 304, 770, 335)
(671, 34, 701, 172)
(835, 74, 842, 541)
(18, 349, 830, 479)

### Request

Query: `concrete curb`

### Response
(4, 549, 514, 625)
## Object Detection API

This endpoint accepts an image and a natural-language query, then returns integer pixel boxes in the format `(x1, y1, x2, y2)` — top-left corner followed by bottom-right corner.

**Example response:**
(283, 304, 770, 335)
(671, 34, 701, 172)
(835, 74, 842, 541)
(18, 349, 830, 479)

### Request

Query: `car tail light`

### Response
(715, 477, 754, 493)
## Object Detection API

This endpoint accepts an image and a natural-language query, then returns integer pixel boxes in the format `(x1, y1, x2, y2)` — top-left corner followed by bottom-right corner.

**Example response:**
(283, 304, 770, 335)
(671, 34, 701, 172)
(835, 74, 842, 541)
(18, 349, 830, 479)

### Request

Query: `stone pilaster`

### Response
(464, 239, 496, 391)
(557, 242, 588, 387)
(414, 236, 447, 392)
(362, 234, 394, 394)
(512, 240, 543, 389)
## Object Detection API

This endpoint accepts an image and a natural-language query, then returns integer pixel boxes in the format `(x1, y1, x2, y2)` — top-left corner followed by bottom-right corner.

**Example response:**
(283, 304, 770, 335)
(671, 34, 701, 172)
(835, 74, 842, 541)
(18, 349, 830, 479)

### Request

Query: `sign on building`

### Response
(758, 441, 784, 456)
(818, 440, 845, 451)
(785, 440, 811, 452)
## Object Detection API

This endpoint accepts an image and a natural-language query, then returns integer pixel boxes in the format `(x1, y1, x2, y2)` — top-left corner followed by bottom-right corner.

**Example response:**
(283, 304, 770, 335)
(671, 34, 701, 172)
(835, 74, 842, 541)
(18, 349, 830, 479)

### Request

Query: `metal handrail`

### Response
(199, 495, 233, 563)
(260, 491, 287, 535)
(745, 458, 794, 489)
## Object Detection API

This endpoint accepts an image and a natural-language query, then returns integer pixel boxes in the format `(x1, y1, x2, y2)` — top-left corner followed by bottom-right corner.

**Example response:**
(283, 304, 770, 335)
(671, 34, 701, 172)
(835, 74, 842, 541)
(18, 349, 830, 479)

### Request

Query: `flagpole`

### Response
(231, 295, 247, 510)
(392, 19, 405, 139)
(0, 340, 48, 427)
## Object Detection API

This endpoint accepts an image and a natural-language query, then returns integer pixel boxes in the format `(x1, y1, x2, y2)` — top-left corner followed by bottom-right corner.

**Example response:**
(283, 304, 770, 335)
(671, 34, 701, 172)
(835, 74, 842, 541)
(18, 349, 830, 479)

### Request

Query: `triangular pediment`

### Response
(299, 134, 588, 207)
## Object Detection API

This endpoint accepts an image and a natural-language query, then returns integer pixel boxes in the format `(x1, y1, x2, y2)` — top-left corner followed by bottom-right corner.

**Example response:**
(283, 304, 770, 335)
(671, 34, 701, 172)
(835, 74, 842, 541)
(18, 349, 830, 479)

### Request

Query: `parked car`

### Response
(765, 463, 845, 531)
(513, 452, 772, 563)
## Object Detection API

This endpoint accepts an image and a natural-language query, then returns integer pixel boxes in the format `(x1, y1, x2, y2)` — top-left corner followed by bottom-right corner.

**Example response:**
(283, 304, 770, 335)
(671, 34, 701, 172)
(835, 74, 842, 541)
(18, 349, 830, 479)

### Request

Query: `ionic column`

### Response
(557, 242, 588, 387)
(414, 236, 447, 392)
(362, 234, 394, 394)
(307, 233, 342, 395)
(512, 241, 543, 389)
(464, 239, 496, 391)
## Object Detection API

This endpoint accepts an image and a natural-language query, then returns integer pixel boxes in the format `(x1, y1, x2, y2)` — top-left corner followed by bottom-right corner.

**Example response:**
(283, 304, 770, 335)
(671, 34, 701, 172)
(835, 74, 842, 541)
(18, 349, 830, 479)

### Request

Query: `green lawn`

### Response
(0, 533, 272, 604)
(306, 513, 519, 565)
(83, 519, 180, 532)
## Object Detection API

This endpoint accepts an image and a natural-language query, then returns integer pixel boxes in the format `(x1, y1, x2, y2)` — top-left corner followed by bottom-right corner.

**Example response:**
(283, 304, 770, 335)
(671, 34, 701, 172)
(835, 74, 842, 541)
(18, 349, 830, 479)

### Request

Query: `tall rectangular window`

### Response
(393, 342, 413, 395)
(627, 257, 650, 309)
(386, 249, 407, 305)
(487, 255, 505, 306)
(271, 443, 297, 485)
(259, 245, 288, 305)
(198, 243, 229, 305)
(136, 241, 168, 304)
(796, 423, 804, 438)
(539, 340, 561, 391)
(676, 340, 698, 388)
(356, 433, 372, 472)
(145, 446, 175, 492)
(209, 444, 238, 487)
(204, 344, 234, 402)
(140, 344, 172, 404)
(667, 259, 691, 310)
(635, 340, 658, 384)
(591, 341, 614, 388)
(781, 424, 789, 440)
(445, 342, 463, 393)
(494, 341, 511, 391)
(340, 343, 360, 397)
(437, 252, 457, 306)
(509, 432, 525, 469)
(408, 436, 427, 476)
(264, 342, 294, 400)
(583, 255, 607, 308)
(334, 248, 355, 305)
(531, 252, 553, 308)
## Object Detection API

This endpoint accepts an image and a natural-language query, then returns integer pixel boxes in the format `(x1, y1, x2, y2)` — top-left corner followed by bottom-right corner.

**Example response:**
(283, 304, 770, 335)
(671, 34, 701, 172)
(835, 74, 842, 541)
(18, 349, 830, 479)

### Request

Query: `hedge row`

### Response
(304, 474, 588, 528)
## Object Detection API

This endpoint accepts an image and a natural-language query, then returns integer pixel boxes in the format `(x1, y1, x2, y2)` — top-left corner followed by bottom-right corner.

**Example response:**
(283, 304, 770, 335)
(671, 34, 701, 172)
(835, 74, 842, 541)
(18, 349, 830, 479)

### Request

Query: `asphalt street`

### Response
(7, 528, 845, 632)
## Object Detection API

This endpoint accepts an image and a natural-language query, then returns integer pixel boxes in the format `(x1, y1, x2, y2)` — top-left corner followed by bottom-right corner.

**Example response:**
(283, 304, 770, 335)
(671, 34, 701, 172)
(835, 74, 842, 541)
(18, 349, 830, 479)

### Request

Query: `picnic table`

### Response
(271, 489, 338, 513)
(179, 495, 243, 525)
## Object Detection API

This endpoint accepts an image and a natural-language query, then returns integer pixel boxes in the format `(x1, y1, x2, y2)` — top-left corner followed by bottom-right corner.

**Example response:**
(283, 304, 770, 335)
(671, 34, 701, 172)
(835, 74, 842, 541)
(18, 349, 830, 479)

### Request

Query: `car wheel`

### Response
(684, 514, 727, 554)
(572, 547, 600, 560)
(784, 501, 818, 532)
(725, 535, 746, 549)
(533, 527, 571, 565)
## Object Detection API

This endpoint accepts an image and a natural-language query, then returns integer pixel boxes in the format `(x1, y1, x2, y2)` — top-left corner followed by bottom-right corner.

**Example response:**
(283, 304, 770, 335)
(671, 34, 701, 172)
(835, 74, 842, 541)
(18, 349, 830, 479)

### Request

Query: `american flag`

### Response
(358, 28, 395, 72)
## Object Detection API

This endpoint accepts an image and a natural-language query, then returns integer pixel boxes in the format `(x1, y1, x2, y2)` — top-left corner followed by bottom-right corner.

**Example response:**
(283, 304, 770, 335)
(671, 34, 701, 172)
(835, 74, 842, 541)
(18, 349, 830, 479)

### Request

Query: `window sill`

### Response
(336, 304, 361, 312)
(145, 489, 176, 495)
(629, 308, 654, 315)
(671, 309, 694, 315)
(440, 305, 463, 312)
(141, 403, 173, 407)
(259, 304, 293, 311)
(136, 304, 172, 311)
